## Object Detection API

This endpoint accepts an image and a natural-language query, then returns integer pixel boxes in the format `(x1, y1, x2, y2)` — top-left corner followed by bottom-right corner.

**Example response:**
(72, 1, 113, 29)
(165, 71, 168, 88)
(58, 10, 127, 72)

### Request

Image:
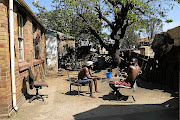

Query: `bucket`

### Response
(106, 72, 112, 78)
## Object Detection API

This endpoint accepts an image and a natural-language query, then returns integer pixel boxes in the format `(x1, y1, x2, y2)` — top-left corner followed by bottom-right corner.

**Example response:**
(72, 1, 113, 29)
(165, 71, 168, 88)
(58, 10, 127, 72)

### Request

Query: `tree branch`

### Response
(110, 4, 128, 40)
(107, 0, 123, 21)
(95, 6, 114, 29)
(110, 2, 134, 40)
(78, 13, 110, 51)
(134, 7, 145, 14)
(108, 0, 123, 6)
(146, 0, 154, 4)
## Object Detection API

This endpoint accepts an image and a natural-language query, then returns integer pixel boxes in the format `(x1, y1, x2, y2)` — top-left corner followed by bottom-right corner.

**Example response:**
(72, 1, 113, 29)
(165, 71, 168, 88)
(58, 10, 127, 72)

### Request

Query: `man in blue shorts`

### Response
(78, 61, 101, 98)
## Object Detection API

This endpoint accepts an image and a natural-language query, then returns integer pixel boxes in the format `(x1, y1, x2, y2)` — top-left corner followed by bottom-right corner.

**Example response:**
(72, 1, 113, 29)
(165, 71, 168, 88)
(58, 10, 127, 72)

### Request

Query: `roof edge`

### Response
(16, 0, 45, 29)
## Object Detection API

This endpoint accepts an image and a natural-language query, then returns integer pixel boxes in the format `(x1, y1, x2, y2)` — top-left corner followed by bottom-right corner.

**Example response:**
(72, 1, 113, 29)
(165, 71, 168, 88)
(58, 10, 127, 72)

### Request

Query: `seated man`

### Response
(109, 58, 142, 100)
(78, 61, 101, 98)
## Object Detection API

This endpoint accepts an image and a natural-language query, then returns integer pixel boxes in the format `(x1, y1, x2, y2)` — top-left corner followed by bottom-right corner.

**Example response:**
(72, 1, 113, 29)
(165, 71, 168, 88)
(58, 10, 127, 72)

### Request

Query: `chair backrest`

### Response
(67, 72, 78, 83)
(115, 68, 127, 78)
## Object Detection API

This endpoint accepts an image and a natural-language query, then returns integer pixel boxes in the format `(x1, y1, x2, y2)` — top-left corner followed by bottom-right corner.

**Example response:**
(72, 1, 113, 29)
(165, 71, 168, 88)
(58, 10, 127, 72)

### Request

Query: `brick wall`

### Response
(0, 0, 46, 117)
(0, 0, 12, 117)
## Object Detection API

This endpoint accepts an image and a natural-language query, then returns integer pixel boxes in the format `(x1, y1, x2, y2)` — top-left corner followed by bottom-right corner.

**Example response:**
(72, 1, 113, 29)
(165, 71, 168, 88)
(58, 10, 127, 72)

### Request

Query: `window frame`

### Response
(33, 25, 42, 60)
(33, 25, 36, 59)
(17, 13, 24, 62)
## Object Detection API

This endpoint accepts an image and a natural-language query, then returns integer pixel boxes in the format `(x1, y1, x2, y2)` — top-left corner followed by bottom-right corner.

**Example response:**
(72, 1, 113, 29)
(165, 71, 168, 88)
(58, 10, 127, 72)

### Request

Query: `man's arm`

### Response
(89, 69, 98, 77)
(86, 68, 101, 79)
(126, 66, 131, 77)
(85, 68, 97, 79)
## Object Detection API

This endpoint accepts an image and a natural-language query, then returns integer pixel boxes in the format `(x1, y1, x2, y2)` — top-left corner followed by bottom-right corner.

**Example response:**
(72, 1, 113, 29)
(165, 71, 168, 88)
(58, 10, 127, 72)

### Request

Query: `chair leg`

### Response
(29, 88, 44, 103)
(78, 84, 80, 96)
(88, 86, 90, 94)
(132, 95, 136, 102)
(116, 88, 119, 101)
(116, 88, 136, 103)
(70, 84, 72, 95)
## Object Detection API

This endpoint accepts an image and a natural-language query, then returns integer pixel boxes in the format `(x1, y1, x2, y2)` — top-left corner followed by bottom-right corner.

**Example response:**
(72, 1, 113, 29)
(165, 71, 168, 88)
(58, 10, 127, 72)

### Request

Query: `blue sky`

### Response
(25, 0, 180, 34)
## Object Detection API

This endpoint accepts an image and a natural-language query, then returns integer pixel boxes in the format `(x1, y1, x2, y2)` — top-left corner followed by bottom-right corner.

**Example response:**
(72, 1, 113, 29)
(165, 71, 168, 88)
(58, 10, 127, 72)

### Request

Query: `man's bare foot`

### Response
(95, 90, 101, 93)
(90, 95, 95, 98)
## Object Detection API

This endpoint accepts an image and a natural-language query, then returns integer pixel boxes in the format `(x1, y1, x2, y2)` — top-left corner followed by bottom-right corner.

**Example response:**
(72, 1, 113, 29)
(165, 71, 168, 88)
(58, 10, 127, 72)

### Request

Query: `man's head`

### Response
(86, 61, 94, 69)
(130, 58, 138, 66)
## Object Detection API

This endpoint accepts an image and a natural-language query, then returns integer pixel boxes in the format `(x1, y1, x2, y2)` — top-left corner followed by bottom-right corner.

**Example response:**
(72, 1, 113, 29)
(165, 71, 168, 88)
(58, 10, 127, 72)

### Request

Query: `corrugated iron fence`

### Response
(123, 48, 179, 90)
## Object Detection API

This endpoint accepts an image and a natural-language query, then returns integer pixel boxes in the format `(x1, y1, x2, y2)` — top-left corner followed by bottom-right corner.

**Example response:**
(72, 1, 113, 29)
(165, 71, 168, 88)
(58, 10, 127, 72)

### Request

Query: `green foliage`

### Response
(33, 0, 177, 51)
(175, 0, 180, 3)
(165, 19, 173, 23)
(33, 0, 104, 44)
(33, 0, 74, 34)
(121, 25, 140, 49)
(141, 18, 163, 39)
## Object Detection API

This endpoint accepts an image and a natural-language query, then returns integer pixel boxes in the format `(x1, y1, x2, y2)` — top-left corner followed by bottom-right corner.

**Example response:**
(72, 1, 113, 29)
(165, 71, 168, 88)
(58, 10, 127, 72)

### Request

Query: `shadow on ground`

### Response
(73, 98, 178, 120)
(136, 77, 178, 98)
(99, 92, 129, 102)
(64, 90, 91, 96)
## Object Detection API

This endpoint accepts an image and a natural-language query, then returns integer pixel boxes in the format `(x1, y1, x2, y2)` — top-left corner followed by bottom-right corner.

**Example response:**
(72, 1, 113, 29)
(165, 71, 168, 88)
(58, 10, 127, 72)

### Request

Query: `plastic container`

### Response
(106, 72, 112, 78)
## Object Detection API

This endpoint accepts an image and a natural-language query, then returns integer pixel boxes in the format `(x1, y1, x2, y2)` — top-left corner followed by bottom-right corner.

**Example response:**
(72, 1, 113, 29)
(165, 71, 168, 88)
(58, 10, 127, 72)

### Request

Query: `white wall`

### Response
(45, 34, 58, 70)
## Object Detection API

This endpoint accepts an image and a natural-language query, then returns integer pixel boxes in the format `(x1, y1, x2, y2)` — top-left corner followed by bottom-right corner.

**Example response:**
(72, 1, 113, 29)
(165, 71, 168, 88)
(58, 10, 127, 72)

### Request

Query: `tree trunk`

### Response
(108, 48, 121, 68)
(107, 40, 121, 68)
(115, 49, 121, 67)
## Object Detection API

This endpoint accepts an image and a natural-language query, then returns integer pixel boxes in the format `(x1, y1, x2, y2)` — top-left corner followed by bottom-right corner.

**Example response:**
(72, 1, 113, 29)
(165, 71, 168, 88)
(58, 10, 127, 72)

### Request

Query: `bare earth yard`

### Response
(3, 69, 178, 120)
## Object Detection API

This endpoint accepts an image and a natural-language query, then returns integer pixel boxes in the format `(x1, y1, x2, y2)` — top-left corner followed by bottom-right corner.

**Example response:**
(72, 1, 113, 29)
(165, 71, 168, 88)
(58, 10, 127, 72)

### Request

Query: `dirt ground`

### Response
(2, 69, 179, 120)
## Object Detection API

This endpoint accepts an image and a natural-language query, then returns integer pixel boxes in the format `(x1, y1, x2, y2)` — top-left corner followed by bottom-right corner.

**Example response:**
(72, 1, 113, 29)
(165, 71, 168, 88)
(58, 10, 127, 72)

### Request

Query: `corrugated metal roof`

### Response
(45, 30, 74, 40)
(57, 32, 74, 40)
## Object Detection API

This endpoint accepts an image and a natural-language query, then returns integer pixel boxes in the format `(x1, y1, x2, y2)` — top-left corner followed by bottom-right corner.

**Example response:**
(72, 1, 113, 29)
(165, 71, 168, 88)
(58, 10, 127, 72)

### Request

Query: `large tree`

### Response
(63, 0, 176, 65)
(34, 0, 178, 66)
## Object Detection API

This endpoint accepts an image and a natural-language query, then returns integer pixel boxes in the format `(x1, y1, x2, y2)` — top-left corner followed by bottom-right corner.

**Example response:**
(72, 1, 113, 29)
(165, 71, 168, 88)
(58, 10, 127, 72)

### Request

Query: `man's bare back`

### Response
(126, 65, 141, 83)
(78, 67, 89, 79)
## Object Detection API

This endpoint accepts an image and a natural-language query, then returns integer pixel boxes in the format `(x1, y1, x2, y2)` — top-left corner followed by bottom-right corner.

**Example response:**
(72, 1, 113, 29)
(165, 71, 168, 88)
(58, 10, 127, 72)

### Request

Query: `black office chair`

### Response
(27, 68, 48, 103)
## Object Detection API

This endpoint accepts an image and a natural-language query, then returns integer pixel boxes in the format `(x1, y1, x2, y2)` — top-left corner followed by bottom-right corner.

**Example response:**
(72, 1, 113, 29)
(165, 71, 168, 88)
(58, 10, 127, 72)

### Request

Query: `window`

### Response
(33, 25, 36, 58)
(33, 25, 41, 59)
(17, 14, 24, 61)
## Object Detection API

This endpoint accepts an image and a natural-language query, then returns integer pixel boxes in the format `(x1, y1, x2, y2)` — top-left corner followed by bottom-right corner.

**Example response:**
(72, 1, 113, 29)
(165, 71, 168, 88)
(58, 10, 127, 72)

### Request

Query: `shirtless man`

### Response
(78, 61, 101, 98)
(109, 58, 142, 100)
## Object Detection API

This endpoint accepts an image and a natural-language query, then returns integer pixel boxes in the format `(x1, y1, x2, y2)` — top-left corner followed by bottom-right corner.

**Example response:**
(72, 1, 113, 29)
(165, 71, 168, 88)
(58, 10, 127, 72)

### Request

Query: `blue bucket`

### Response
(106, 72, 112, 78)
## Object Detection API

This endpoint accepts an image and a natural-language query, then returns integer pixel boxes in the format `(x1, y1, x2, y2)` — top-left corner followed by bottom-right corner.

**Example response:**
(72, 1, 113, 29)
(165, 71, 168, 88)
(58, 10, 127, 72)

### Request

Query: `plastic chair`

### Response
(114, 79, 137, 103)
(112, 68, 137, 102)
